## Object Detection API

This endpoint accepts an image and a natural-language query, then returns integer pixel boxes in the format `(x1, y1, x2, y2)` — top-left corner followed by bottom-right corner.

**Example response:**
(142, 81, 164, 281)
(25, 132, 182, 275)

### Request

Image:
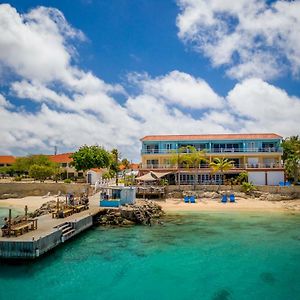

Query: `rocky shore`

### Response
(95, 200, 164, 226)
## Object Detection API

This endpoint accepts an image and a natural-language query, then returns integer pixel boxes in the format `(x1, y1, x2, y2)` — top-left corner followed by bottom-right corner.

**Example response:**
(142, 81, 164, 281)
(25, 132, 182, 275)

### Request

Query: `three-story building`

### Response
(140, 133, 284, 186)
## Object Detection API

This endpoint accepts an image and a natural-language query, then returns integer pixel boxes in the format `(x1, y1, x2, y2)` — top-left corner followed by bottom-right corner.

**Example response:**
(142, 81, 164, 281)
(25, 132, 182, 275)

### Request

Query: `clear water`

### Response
(0, 207, 22, 226)
(0, 212, 300, 300)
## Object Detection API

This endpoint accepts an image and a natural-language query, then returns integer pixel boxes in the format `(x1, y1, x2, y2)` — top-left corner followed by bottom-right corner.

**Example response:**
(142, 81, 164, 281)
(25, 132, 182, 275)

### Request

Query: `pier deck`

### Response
(0, 194, 104, 259)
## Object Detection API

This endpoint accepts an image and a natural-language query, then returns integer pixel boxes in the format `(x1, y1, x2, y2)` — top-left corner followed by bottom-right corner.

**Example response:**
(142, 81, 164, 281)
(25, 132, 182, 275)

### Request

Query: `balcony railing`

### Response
(141, 147, 283, 155)
(142, 163, 284, 169)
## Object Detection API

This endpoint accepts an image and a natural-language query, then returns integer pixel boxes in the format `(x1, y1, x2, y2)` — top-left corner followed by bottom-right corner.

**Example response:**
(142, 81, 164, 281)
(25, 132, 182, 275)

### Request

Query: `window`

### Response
(147, 160, 159, 168)
(61, 163, 68, 167)
(146, 144, 159, 153)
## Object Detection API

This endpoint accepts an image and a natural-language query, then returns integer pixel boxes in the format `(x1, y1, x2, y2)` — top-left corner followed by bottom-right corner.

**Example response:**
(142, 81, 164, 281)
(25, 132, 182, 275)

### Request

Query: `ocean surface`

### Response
(1, 211, 300, 300)
(0, 207, 22, 225)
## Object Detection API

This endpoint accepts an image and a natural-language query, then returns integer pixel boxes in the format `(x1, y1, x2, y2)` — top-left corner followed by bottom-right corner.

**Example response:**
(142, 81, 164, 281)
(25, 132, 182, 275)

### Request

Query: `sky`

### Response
(0, 0, 300, 161)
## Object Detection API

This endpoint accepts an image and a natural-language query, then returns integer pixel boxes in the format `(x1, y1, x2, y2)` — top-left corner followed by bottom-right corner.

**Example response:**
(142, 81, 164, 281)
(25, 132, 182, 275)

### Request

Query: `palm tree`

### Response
(209, 158, 234, 190)
(170, 146, 207, 187)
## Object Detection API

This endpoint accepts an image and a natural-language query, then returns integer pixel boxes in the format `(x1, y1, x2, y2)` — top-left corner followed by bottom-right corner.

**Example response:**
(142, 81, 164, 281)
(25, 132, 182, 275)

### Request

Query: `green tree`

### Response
(29, 165, 55, 182)
(121, 158, 130, 169)
(12, 155, 59, 176)
(282, 136, 300, 160)
(71, 145, 111, 171)
(110, 148, 120, 186)
(282, 136, 300, 183)
(209, 158, 234, 190)
(0, 166, 14, 177)
(285, 155, 300, 184)
(283, 136, 300, 182)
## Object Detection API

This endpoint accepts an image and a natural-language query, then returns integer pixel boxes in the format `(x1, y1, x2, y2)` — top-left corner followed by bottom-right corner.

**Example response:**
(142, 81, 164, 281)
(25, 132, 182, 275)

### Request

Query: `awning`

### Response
(136, 171, 171, 181)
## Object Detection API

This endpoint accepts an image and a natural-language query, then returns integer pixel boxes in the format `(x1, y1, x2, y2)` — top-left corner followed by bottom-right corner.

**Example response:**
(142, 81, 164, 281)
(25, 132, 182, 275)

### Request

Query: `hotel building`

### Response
(140, 133, 285, 186)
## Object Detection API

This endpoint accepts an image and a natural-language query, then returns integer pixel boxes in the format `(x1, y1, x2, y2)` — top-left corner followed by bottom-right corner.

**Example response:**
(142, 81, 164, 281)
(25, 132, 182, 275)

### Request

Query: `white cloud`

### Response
(129, 71, 224, 109)
(0, 94, 13, 108)
(0, 4, 299, 161)
(227, 78, 300, 136)
(176, 0, 300, 80)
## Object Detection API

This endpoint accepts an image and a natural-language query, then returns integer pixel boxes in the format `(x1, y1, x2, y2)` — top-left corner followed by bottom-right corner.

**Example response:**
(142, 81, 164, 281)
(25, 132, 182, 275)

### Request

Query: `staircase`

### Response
(56, 222, 75, 242)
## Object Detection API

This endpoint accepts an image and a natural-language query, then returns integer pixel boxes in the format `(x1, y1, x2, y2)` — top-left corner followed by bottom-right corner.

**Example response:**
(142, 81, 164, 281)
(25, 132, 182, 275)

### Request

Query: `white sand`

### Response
(0, 193, 100, 213)
(157, 198, 300, 213)
(1, 195, 300, 214)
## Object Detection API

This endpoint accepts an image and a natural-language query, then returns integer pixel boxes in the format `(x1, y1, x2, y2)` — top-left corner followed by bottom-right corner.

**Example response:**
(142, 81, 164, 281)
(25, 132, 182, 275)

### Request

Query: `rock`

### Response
(95, 200, 164, 226)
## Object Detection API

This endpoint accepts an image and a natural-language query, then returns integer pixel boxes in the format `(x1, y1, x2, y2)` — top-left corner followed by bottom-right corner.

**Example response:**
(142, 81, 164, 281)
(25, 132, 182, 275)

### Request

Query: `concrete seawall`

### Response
(0, 183, 90, 199)
(166, 185, 300, 197)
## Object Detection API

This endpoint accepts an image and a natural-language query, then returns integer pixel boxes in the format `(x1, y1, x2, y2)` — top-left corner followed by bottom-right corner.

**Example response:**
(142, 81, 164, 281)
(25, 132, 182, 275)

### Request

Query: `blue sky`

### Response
(0, 0, 300, 160)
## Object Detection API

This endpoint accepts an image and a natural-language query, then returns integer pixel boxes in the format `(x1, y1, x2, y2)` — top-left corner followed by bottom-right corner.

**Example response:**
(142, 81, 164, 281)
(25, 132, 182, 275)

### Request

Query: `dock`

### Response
(0, 198, 103, 259)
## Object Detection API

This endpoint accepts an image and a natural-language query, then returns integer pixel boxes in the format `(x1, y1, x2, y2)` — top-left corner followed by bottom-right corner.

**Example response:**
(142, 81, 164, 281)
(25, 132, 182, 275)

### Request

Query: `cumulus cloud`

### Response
(227, 78, 300, 135)
(128, 71, 224, 109)
(0, 4, 299, 161)
(176, 0, 300, 80)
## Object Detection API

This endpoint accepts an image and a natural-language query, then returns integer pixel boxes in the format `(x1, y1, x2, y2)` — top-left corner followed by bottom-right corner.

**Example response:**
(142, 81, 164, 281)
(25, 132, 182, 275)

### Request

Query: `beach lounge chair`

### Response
(229, 194, 235, 203)
(279, 181, 285, 186)
(184, 196, 189, 203)
(190, 196, 196, 203)
(221, 195, 228, 203)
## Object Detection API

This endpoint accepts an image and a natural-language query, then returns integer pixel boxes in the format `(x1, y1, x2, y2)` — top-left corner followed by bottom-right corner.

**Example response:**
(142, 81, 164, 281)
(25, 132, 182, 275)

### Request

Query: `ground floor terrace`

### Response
(138, 167, 285, 186)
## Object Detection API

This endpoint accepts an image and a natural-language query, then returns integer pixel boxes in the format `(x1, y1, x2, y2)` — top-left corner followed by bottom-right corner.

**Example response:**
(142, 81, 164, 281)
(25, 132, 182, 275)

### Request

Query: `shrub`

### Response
(14, 176, 22, 181)
(64, 178, 72, 184)
(241, 182, 256, 194)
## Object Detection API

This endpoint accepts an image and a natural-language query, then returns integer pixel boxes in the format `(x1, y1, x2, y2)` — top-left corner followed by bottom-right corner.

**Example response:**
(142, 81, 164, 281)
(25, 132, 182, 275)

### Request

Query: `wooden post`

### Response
(57, 197, 60, 211)
(25, 205, 28, 221)
(8, 208, 12, 237)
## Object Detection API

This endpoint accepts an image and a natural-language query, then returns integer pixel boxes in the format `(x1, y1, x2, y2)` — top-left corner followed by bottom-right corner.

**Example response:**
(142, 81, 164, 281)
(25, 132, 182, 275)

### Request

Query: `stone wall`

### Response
(166, 185, 300, 198)
(0, 182, 90, 199)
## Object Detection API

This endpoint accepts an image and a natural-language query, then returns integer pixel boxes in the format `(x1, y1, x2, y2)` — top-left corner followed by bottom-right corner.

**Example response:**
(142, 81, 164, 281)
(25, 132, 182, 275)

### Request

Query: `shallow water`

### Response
(1, 211, 300, 300)
(0, 207, 21, 225)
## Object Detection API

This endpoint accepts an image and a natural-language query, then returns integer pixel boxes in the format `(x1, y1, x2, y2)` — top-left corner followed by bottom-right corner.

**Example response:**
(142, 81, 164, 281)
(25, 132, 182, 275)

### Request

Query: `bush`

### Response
(64, 178, 72, 184)
(241, 182, 256, 194)
(14, 176, 22, 181)
(29, 164, 55, 182)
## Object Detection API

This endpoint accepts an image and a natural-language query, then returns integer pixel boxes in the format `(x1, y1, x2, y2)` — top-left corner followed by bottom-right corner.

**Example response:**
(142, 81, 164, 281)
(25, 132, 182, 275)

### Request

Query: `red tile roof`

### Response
(48, 153, 73, 163)
(0, 155, 16, 164)
(89, 168, 105, 173)
(130, 163, 140, 170)
(141, 133, 282, 141)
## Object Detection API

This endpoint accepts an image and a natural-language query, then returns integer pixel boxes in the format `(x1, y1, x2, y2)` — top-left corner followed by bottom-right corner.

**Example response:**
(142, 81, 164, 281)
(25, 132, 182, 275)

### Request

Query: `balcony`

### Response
(141, 147, 283, 155)
(141, 163, 284, 170)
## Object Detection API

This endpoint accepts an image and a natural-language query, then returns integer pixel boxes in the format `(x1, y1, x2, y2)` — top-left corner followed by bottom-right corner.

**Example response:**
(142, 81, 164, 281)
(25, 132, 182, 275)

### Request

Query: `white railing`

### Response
(141, 147, 283, 155)
(141, 163, 284, 169)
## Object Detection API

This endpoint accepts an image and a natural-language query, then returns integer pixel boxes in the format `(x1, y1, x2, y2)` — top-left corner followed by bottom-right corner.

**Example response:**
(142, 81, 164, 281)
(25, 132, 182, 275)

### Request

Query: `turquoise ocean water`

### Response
(0, 207, 22, 226)
(0, 211, 300, 300)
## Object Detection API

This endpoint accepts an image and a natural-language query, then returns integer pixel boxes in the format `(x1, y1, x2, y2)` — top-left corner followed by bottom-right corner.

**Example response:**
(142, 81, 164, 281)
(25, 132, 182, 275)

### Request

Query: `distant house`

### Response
(86, 168, 106, 185)
(0, 155, 16, 167)
(48, 153, 83, 179)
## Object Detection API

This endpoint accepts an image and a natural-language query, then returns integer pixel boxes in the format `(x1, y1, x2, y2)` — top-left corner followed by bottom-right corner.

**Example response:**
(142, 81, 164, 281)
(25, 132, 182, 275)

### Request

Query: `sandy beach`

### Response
(0, 194, 100, 213)
(157, 198, 300, 213)
(1, 195, 300, 214)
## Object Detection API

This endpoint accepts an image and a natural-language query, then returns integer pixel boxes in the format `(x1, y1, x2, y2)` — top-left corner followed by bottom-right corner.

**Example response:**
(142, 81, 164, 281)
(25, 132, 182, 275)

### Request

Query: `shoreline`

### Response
(1, 195, 300, 215)
(155, 198, 300, 214)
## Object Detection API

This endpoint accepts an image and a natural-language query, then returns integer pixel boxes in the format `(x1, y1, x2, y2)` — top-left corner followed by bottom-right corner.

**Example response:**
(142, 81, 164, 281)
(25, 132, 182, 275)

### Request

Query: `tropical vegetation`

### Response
(282, 136, 300, 183)
(209, 158, 234, 189)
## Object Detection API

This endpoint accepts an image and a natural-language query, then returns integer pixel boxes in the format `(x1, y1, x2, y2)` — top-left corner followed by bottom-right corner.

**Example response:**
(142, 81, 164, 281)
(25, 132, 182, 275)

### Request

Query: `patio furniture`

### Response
(229, 194, 235, 203)
(221, 195, 228, 203)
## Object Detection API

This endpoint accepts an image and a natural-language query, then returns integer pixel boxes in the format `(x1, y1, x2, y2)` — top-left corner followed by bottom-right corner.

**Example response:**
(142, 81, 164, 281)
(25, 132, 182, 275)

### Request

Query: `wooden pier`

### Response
(0, 207, 102, 259)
